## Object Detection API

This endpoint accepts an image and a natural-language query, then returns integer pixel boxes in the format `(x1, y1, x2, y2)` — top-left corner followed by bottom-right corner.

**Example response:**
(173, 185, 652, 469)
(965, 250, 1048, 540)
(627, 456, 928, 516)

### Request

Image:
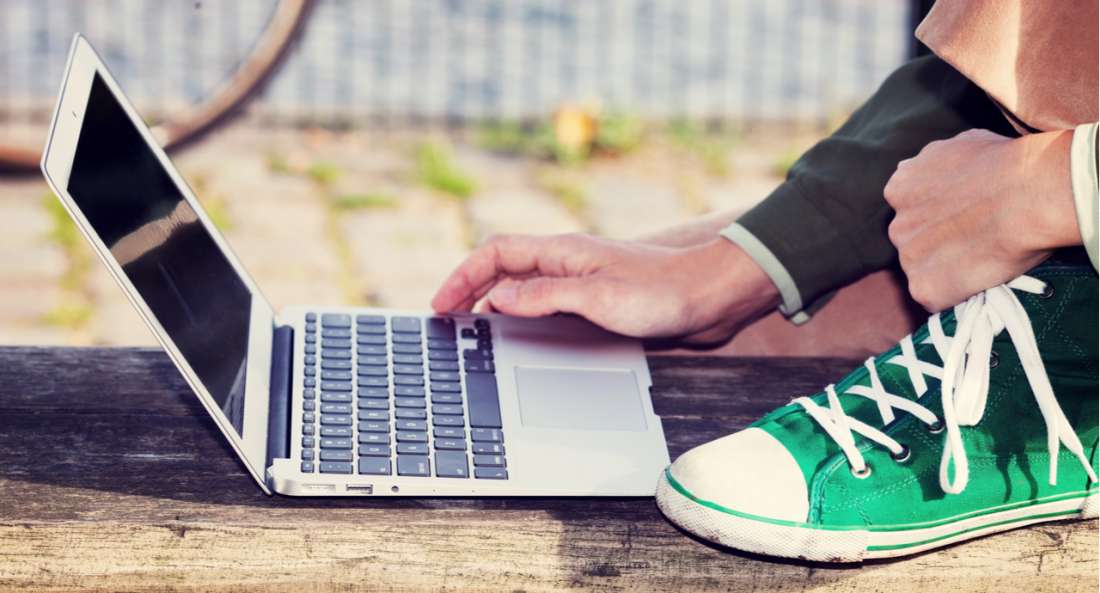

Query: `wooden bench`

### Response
(0, 346, 1094, 592)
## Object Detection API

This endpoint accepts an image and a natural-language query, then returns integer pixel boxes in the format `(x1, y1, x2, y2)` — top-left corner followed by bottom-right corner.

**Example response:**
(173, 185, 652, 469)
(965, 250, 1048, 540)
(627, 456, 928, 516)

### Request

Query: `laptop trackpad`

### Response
(514, 367, 647, 432)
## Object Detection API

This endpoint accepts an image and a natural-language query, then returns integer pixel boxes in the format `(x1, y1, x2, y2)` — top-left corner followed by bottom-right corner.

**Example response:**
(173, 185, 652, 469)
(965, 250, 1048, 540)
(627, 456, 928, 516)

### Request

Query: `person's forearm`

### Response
(638, 210, 743, 248)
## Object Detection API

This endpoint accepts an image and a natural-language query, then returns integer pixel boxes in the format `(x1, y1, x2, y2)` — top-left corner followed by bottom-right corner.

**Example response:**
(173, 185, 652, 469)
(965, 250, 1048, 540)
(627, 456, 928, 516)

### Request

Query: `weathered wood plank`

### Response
(0, 346, 1094, 592)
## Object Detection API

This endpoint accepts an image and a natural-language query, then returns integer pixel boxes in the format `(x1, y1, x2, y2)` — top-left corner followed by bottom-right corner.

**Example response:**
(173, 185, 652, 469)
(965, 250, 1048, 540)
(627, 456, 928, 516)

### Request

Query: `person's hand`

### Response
(884, 128, 1081, 312)
(431, 233, 779, 344)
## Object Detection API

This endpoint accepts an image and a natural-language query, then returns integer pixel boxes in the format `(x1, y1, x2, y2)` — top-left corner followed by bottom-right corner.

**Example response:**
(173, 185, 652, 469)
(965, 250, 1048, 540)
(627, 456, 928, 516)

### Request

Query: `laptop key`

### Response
(358, 335, 387, 346)
(359, 433, 390, 444)
(433, 438, 467, 451)
(321, 314, 352, 328)
(321, 348, 351, 359)
(395, 408, 427, 420)
(320, 403, 352, 415)
(473, 454, 506, 467)
(394, 375, 424, 386)
(306, 312, 317, 322)
(303, 388, 316, 400)
(431, 392, 462, 405)
(395, 386, 425, 397)
(320, 438, 353, 449)
(358, 345, 387, 356)
(475, 468, 508, 480)
(397, 455, 430, 476)
(396, 419, 428, 431)
(322, 328, 352, 339)
(302, 423, 315, 435)
(302, 436, 315, 448)
(359, 410, 388, 422)
(303, 401, 316, 412)
(320, 426, 353, 438)
(305, 334, 317, 344)
(465, 359, 495, 374)
(396, 431, 428, 443)
(357, 324, 387, 335)
(322, 339, 352, 349)
(473, 442, 504, 455)
(321, 392, 352, 403)
(431, 382, 461, 393)
(321, 381, 352, 392)
(435, 451, 469, 478)
(359, 444, 391, 457)
(358, 387, 389, 399)
(432, 404, 464, 416)
(473, 318, 491, 331)
(301, 461, 315, 473)
(358, 458, 392, 476)
(395, 397, 426, 408)
(397, 443, 429, 455)
(320, 450, 353, 462)
(305, 345, 317, 355)
(357, 314, 385, 325)
(322, 359, 352, 370)
(393, 364, 424, 375)
(302, 413, 316, 423)
(358, 366, 388, 377)
(432, 415, 465, 427)
(358, 355, 388, 366)
(429, 371, 461, 382)
(393, 343, 423, 354)
(429, 360, 460, 372)
(319, 462, 353, 474)
(321, 371, 353, 382)
(302, 449, 315, 461)
(466, 373, 503, 428)
(393, 354, 423, 365)
(428, 350, 459, 361)
(358, 377, 388, 387)
(392, 333, 422, 344)
(433, 426, 465, 439)
(426, 317, 456, 340)
(471, 428, 504, 443)
(358, 421, 389, 433)
(304, 367, 316, 377)
(427, 339, 457, 351)
(358, 399, 390, 410)
(463, 348, 493, 361)
(321, 415, 352, 426)
(391, 317, 422, 334)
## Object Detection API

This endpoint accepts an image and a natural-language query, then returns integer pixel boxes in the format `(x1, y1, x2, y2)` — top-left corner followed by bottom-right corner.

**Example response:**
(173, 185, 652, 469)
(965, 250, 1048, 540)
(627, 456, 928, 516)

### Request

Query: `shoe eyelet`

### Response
(891, 444, 911, 463)
(850, 465, 872, 479)
(989, 350, 999, 369)
(927, 419, 944, 434)
(1039, 284, 1055, 300)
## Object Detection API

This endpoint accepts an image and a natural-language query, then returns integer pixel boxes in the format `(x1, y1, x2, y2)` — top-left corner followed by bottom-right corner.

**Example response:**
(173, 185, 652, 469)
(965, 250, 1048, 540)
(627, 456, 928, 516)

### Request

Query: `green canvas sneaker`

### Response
(656, 255, 1099, 562)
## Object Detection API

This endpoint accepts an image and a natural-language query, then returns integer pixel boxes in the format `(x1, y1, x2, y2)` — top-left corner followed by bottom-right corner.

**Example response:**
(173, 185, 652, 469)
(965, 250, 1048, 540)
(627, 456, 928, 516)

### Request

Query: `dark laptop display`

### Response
(66, 73, 252, 433)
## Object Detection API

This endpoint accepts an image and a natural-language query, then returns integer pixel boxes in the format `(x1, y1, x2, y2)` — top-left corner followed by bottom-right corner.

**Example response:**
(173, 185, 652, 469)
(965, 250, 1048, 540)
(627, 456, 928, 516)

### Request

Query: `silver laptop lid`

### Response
(42, 36, 275, 492)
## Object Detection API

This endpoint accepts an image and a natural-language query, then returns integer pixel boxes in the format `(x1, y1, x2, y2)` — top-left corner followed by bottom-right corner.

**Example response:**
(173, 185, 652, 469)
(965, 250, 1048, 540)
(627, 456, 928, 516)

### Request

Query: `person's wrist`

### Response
(679, 238, 781, 327)
(1001, 131, 1080, 253)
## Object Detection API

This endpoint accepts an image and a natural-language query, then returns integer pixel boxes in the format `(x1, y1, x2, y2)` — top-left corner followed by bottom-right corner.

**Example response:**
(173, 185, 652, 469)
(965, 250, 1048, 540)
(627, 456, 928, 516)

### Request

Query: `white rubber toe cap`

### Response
(667, 427, 810, 522)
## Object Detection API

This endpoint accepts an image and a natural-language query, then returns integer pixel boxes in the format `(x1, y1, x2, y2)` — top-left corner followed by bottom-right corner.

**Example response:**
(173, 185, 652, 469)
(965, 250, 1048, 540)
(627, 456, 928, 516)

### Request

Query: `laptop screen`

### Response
(66, 73, 252, 435)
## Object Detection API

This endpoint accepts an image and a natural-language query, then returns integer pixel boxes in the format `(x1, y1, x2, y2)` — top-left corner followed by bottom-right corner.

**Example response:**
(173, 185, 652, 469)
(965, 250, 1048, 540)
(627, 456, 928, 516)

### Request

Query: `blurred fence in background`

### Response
(1, 0, 911, 130)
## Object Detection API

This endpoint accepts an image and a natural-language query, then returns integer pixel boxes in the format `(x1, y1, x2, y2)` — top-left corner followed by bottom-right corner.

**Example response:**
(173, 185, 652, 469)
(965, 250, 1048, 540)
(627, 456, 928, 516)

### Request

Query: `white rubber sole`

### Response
(656, 469, 1097, 562)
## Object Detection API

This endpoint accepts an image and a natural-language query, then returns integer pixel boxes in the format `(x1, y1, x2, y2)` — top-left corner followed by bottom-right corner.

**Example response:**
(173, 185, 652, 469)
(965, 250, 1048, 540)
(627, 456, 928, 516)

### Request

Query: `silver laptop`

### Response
(40, 35, 669, 497)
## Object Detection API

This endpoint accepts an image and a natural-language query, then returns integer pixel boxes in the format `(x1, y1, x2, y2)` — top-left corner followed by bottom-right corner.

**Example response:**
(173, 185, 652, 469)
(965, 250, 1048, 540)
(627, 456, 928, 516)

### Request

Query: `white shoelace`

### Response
(795, 276, 1098, 495)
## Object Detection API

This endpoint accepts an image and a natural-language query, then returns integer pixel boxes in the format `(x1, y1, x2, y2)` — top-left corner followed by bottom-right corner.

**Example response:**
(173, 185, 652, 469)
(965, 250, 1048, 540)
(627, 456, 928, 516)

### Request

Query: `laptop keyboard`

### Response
(298, 313, 508, 480)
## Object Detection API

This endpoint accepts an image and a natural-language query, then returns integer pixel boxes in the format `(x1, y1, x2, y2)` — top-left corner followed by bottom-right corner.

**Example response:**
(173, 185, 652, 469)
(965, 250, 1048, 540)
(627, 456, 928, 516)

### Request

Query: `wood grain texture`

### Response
(0, 346, 1095, 593)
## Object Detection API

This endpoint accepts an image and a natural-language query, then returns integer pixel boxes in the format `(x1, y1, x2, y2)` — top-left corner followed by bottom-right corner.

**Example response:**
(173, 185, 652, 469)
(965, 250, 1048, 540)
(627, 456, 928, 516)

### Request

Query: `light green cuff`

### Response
(720, 223, 811, 325)
(1070, 123, 1099, 271)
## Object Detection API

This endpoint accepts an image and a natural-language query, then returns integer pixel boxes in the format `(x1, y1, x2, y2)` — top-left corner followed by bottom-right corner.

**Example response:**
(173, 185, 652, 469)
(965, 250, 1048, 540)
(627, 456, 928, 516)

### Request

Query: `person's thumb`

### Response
(487, 276, 589, 317)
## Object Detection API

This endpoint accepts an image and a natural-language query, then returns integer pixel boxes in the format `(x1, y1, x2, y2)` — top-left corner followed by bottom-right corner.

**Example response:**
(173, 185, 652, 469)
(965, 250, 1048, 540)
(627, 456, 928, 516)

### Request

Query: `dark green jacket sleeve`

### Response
(733, 55, 1017, 313)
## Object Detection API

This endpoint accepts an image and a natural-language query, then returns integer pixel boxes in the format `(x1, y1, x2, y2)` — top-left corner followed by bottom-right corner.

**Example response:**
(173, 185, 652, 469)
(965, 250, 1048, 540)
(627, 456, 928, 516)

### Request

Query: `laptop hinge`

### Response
(266, 324, 294, 468)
